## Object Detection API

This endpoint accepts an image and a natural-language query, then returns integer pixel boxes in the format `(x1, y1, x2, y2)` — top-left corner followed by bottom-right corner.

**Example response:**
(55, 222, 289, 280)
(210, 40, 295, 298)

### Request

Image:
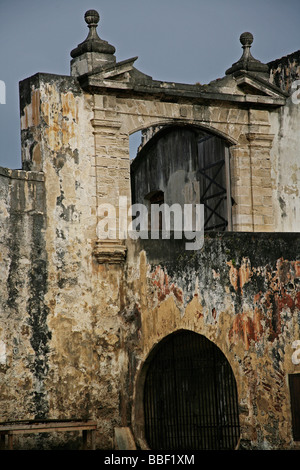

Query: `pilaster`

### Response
(92, 94, 131, 264)
(231, 109, 275, 232)
(247, 134, 274, 231)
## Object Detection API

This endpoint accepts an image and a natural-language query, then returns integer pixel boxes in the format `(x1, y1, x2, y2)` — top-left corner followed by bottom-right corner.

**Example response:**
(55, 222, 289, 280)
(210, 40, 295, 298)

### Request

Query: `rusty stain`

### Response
(227, 257, 252, 293)
(212, 269, 220, 279)
(227, 260, 239, 291)
(31, 89, 40, 127)
(229, 310, 263, 350)
(226, 256, 300, 348)
(150, 265, 183, 304)
(212, 307, 217, 320)
(195, 310, 203, 319)
(38, 86, 78, 153)
(294, 260, 300, 277)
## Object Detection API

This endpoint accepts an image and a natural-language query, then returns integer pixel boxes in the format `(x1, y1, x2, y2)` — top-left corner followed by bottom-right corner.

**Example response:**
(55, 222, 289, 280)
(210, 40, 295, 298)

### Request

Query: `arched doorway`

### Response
(143, 330, 240, 450)
(130, 124, 233, 233)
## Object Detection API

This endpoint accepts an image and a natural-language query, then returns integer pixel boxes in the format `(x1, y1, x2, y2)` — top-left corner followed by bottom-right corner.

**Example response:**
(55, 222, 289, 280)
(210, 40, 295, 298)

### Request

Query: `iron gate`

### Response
(144, 331, 240, 450)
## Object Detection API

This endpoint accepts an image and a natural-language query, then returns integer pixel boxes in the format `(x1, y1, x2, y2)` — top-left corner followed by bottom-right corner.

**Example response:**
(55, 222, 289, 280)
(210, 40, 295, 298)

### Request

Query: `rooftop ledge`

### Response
(0, 167, 45, 182)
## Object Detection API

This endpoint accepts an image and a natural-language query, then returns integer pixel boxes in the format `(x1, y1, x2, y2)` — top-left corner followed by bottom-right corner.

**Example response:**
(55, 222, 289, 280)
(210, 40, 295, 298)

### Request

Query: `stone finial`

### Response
(240, 31, 254, 48)
(226, 32, 269, 76)
(70, 10, 116, 76)
(85, 9, 100, 26)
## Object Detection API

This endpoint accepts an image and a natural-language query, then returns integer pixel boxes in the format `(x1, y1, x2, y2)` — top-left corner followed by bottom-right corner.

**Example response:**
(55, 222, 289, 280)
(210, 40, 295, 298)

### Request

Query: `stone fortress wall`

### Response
(0, 10, 299, 449)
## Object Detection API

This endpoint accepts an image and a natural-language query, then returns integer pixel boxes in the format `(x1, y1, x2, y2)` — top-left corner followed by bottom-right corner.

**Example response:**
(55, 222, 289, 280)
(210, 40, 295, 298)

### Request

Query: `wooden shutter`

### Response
(289, 374, 300, 440)
(197, 136, 232, 231)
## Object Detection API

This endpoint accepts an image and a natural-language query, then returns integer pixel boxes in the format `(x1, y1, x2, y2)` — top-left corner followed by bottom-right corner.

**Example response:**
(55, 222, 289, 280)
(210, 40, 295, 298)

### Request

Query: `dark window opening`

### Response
(143, 330, 240, 450)
(145, 190, 164, 231)
(289, 374, 300, 441)
(149, 190, 164, 205)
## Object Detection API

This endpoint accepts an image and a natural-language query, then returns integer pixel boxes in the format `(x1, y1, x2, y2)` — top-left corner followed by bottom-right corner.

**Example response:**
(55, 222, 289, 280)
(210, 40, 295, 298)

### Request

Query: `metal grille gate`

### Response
(144, 331, 240, 450)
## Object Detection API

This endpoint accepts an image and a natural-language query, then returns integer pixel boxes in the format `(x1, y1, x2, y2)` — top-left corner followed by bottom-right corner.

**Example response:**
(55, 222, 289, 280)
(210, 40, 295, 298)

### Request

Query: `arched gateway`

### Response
(143, 330, 240, 450)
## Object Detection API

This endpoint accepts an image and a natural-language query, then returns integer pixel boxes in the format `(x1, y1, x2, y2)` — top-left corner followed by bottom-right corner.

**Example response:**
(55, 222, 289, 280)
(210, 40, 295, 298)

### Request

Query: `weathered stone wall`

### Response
(269, 51, 300, 93)
(1, 188, 299, 450)
(125, 233, 300, 450)
(0, 168, 48, 420)
(269, 100, 300, 232)
(0, 18, 299, 449)
(17, 73, 130, 448)
(268, 53, 300, 232)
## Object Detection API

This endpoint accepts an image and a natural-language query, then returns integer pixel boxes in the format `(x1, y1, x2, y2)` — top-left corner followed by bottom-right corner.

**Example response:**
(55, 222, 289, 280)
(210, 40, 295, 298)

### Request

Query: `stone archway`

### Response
(139, 330, 240, 450)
